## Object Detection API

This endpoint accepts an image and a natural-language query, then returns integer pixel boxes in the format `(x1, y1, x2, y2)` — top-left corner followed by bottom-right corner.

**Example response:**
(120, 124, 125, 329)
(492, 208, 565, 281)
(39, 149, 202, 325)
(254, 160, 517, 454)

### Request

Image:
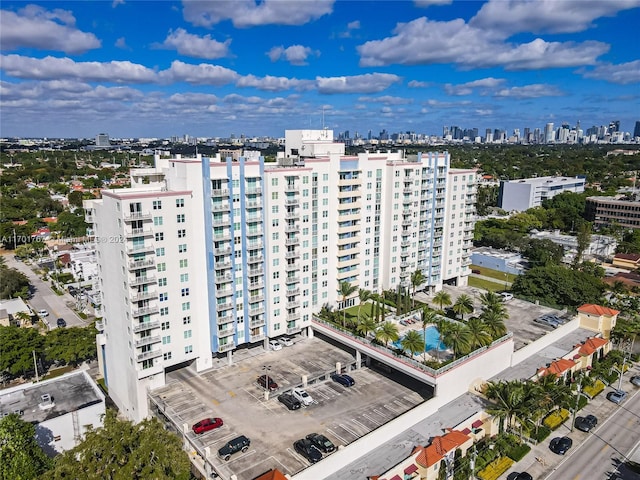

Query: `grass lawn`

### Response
(343, 302, 381, 323)
(468, 276, 504, 292)
(471, 265, 518, 283)
(43, 364, 76, 380)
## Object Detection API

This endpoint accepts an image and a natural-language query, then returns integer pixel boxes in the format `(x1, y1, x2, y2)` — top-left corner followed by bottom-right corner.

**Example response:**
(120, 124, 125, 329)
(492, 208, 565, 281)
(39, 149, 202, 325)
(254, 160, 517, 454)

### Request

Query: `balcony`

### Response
(212, 188, 229, 197)
(403, 186, 413, 194)
(338, 177, 360, 187)
(133, 321, 160, 333)
(124, 211, 152, 222)
(436, 192, 445, 200)
(400, 261, 409, 269)
(285, 184, 298, 193)
(464, 233, 474, 240)
(287, 312, 301, 321)
(246, 215, 262, 224)
(213, 232, 232, 242)
(285, 198, 299, 206)
(286, 288, 300, 296)
(250, 334, 265, 343)
(216, 287, 234, 298)
(218, 342, 235, 353)
(466, 205, 475, 213)
(132, 305, 159, 317)
(126, 244, 154, 255)
(215, 260, 232, 270)
(248, 255, 263, 264)
(211, 202, 229, 212)
(285, 224, 300, 233)
(287, 326, 301, 334)
(285, 251, 300, 259)
(285, 263, 300, 272)
(131, 275, 156, 286)
(131, 290, 156, 302)
(214, 217, 231, 227)
(136, 349, 163, 362)
(215, 246, 232, 255)
(218, 316, 234, 325)
(249, 318, 265, 328)
(402, 219, 412, 227)
(337, 235, 360, 246)
(401, 240, 411, 248)
(125, 227, 153, 238)
(402, 197, 412, 205)
(285, 276, 300, 285)
(215, 273, 233, 284)
(135, 335, 161, 348)
(217, 327, 235, 337)
(248, 267, 264, 276)
(462, 258, 472, 266)
(246, 200, 262, 209)
(249, 294, 264, 303)
(249, 280, 264, 289)
(249, 306, 265, 316)
(128, 258, 155, 270)
(399, 270, 410, 278)
(245, 186, 262, 195)
(285, 210, 299, 219)
(216, 301, 234, 311)
(285, 237, 299, 246)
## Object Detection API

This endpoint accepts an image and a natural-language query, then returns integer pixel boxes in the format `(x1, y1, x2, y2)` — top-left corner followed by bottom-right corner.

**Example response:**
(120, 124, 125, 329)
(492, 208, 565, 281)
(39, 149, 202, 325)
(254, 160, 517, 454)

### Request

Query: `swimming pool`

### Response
(392, 326, 447, 352)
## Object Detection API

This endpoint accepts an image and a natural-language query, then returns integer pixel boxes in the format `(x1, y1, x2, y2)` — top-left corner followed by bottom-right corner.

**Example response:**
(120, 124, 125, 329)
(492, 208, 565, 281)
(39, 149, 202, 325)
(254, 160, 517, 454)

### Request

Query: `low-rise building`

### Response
(612, 253, 640, 270)
(577, 304, 619, 339)
(499, 176, 586, 212)
(0, 298, 32, 327)
(470, 247, 526, 275)
(585, 195, 640, 230)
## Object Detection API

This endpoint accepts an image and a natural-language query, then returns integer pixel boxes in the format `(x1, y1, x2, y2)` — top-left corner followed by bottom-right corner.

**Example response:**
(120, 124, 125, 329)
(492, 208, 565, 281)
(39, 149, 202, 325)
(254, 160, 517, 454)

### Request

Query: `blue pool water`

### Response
(392, 325, 447, 352)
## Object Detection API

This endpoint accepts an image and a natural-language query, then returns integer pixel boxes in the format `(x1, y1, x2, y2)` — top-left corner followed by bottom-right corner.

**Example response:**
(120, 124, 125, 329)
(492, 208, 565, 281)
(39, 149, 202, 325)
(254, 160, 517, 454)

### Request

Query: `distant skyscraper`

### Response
(96, 133, 110, 147)
(634, 121, 640, 138)
(609, 120, 620, 133)
(544, 123, 555, 143)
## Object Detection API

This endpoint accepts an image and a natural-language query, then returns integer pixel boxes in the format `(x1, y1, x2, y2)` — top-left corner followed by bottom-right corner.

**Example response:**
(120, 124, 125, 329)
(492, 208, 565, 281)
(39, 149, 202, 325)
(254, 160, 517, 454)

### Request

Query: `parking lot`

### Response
(149, 336, 426, 480)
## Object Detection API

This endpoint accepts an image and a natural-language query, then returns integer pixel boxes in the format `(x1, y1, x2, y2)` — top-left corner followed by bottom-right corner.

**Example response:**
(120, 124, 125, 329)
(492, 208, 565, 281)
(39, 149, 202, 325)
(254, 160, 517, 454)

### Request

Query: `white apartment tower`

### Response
(85, 130, 477, 421)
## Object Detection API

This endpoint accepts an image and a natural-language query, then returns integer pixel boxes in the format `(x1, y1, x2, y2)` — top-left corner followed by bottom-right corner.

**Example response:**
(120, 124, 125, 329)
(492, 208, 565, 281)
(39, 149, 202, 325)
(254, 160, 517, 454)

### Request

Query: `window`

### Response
(163, 352, 172, 361)
(183, 316, 191, 325)
(178, 229, 186, 238)
(179, 259, 188, 268)
(161, 321, 170, 330)
(176, 198, 184, 208)
(158, 278, 167, 286)
(153, 200, 162, 210)
(177, 214, 185, 223)
(156, 247, 165, 256)
(154, 216, 163, 226)
(157, 263, 166, 272)
(155, 233, 164, 241)
(181, 288, 190, 297)
(142, 360, 154, 369)
(178, 244, 187, 253)
(162, 335, 171, 345)
(185, 345, 193, 354)
(184, 330, 192, 339)
(180, 273, 189, 282)
(159, 293, 168, 301)
(182, 302, 190, 311)
(160, 307, 169, 316)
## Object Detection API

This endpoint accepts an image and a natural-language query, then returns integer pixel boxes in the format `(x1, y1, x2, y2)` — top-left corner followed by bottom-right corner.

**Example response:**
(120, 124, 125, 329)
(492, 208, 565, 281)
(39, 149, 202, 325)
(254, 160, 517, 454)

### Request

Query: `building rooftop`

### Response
(0, 370, 103, 424)
(577, 304, 620, 316)
(505, 175, 585, 186)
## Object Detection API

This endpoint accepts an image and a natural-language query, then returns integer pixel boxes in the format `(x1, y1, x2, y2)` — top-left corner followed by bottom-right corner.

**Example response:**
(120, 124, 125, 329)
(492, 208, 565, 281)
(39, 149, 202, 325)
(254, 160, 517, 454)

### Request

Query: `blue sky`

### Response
(1, 0, 639, 139)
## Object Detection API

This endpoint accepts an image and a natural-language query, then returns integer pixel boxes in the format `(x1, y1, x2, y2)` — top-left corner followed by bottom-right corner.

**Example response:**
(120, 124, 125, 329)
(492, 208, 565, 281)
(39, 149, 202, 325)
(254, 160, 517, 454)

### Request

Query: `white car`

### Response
(279, 337, 293, 347)
(37, 309, 49, 317)
(292, 387, 313, 406)
(500, 292, 513, 302)
(269, 340, 282, 351)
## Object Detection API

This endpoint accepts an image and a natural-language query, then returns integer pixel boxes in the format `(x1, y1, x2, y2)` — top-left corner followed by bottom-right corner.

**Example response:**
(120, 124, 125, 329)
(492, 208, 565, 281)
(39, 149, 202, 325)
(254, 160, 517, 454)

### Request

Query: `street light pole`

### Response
(570, 383, 581, 433)
(262, 365, 271, 400)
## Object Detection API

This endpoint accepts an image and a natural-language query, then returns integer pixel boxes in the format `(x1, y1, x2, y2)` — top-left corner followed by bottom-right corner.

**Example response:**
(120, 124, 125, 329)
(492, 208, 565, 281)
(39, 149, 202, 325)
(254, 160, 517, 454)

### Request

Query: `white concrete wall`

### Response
(511, 318, 580, 366)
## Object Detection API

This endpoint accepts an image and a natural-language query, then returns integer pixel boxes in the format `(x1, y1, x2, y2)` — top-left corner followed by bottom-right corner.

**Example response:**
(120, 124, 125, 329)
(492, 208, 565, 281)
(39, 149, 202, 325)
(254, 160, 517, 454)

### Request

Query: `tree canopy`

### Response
(0, 414, 52, 480)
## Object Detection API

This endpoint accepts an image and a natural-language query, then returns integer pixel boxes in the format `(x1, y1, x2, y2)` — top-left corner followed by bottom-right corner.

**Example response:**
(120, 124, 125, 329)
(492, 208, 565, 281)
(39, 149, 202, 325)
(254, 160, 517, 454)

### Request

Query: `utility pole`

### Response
(469, 445, 477, 480)
(33, 350, 39, 382)
(570, 382, 581, 432)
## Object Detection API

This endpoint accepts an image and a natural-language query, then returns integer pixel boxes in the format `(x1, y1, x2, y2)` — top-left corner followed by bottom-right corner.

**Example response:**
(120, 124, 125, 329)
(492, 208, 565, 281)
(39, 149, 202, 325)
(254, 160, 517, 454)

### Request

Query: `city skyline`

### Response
(1, 0, 639, 138)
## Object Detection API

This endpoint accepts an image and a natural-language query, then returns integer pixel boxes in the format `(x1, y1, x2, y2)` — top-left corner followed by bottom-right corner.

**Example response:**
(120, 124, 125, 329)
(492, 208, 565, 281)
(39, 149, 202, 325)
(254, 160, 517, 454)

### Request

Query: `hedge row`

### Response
(543, 408, 570, 430)
(506, 443, 531, 462)
(529, 425, 551, 443)
(583, 379, 606, 398)
(477, 457, 514, 480)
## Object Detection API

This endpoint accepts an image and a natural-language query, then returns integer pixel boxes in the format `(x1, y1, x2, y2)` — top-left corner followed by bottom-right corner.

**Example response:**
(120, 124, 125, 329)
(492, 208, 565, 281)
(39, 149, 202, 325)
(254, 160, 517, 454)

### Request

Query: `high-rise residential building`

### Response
(84, 130, 477, 421)
(633, 121, 640, 138)
(95, 133, 110, 147)
(544, 123, 555, 143)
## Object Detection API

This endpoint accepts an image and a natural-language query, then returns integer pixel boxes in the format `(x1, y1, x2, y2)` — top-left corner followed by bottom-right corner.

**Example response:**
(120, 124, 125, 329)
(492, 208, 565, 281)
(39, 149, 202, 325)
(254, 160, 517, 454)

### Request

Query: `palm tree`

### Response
(14, 311, 32, 327)
(452, 294, 474, 321)
(410, 270, 425, 308)
(338, 281, 358, 329)
(484, 380, 527, 433)
(420, 307, 438, 361)
(433, 290, 452, 312)
(466, 317, 492, 350)
(442, 323, 472, 359)
(375, 321, 399, 348)
(357, 288, 372, 322)
(401, 330, 424, 358)
(481, 309, 508, 339)
(479, 291, 502, 310)
(356, 314, 377, 339)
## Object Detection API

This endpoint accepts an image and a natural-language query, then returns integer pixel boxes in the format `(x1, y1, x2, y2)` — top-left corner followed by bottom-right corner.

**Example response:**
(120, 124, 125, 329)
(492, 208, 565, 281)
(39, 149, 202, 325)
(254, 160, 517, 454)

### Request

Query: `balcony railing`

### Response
(248, 255, 263, 264)
(285, 237, 299, 246)
(128, 258, 155, 270)
(248, 267, 263, 276)
(287, 326, 301, 334)
(131, 290, 157, 302)
(212, 188, 229, 197)
(217, 327, 235, 337)
(125, 227, 153, 238)
(249, 306, 265, 315)
(249, 319, 265, 328)
(286, 288, 300, 296)
(218, 316, 234, 325)
(287, 312, 301, 321)
(218, 342, 235, 353)
(132, 306, 159, 317)
(285, 251, 300, 259)
(130, 275, 156, 286)
(136, 350, 163, 362)
(215, 273, 233, 284)
(124, 212, 152, 221)
(246, 200, 262, 209)
(285, 276, 300, 285)
(285, 198, 299, 206)
(216, 302, 234, 311)
(250, 334, 265, 343)
(245, 187, 262, 195)
(135, 335, 161, 348)
(249, 294, 264, 303)
(126, 244, 154, 255)
(285, 224, 300, 233)
(212, 203, 229, 212)
(133, 321, 160, 333)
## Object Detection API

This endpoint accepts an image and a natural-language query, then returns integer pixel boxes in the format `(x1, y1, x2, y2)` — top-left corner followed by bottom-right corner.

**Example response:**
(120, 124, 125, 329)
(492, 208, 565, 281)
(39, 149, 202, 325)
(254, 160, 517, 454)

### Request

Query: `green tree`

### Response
(522, 238, 564, 267)
(54, 210, 88, 237)
(433, 290, 452, 311)
(356, 314, 377, 339)
(410, 269, 425, 307)
(574, 222, 592, 265)
(466, 317, 492, 349)
(47, 409, 191, 480)
(0, 414, 52, 479)
(442, 323, 472, 359)
(400, 330, 424, 357)
(479, 291, 502, 311)
(0, 263, 31, 299)
(480, 309, 508, 339)
(67, 190, 84, 208)
(375, 321, 399, 348)
(357, 288, 371, 322)
(338, 281, 358, 329)
(45, 326, 98, 367)
(0, 326, 45, 379)
(484, 380, 527, 432)
(452, 294, 474, 321)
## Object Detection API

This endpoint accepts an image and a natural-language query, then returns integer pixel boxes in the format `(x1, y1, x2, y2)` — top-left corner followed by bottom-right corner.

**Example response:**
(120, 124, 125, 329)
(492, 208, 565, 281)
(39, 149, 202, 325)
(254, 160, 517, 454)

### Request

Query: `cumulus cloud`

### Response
(470, 0, 640, 35)
(236, 74, 313, 91)
(182, 0, 335, 28)
(358, 95, 413, 105)
(161, 60, 240, 85)
(426, 99, 472, 108)
(112, 0, 125, 7)
(357, 17, 609, 70)
(347, 20, 360, 30)
(316, 73, 401, 94)
(267, 45, 318, 66)
(493, 84, 564, 98)
(168, 92, 218, 105)
(0, 5, 101, 54)
(414, 0, 452, 6)
(444, 77, 505, 95)
(579, 60, 640, 85)
(157, 28, 231, 59)
(115, 37, 129, 49)
(408, 80, 432, 88)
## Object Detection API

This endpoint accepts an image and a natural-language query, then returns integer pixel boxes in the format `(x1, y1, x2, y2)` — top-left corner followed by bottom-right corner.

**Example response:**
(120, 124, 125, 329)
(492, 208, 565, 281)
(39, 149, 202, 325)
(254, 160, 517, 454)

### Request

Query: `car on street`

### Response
(331, 373, 355, 387)
(306, 432, 336, 453)
(269, 340, 282, 351)
(56, 318, 67, 328)
(574, 414, 598, 432)
(533, 314, 560, 328)
(507, 473, 533, 480)
(277, 393, 301, 410)
(257, 374, 278, 391)
(218, 435, 250, 461)
(293, 438, 323, 464)
(192, 417, 223, 434)
(292, 387, 313, 406)
(607, 389, 627, 404)
(499, 292, 514, 302)
(279, 336, 293, 346)
(630, 375, 640, 387)
(37, 309, 49, 317)
(549, 436, 573, 455)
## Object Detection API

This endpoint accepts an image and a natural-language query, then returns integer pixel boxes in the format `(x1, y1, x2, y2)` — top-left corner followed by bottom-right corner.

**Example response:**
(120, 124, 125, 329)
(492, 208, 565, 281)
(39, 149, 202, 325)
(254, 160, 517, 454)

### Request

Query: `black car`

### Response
(218, 435, 250, 461)
(574, 414, 598, 432)
(278, 393, 301, 410)
(306, 432, 336, 453)
(331, 373, 355, 387)
(507, 473, 533, 480)
(294, 438, 323, 463)
(56, 318, 67, 328)
(549, 436, 573, 455)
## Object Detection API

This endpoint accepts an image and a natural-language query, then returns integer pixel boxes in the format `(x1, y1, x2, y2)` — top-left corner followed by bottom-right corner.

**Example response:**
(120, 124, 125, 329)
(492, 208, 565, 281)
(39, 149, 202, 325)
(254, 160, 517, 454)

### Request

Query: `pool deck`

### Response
(392, 320, 452, 362)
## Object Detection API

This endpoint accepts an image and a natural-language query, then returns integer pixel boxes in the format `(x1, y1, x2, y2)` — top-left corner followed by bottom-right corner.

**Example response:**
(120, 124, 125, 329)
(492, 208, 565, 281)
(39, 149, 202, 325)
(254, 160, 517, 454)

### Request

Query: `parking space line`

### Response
(201, 431, 238, 447)
(362, 413, 383, 426)
(215, 448, 256, 467)
(373, 408, 392, 420)
(286, 447, 310, 467)
(339, 423, 360, 438)
(351, 419, 371, 433)
(327, 428, 348, 445)
(385, 402, 402, 413)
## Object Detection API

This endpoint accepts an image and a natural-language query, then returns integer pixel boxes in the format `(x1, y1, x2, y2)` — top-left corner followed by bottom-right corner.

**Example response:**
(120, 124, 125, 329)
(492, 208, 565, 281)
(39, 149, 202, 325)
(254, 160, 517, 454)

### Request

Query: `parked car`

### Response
(630, 375, 640, 387)
(279, 336, 293, 347)
(269, 340, 282, 351)
(56, 318, 67, 328)
(507, 473, 533, 480)
(37, 309, 49, 318)
(533, 314, 560, 328)
(192, 417, 223, 434)
(331, 373, 355, 387)
(218, 435, 250, 461)
(306, 432, 336, 453)
(471, 269, 481, 274)
(549, 436, 573, 455)
(574, 414, 598, 432)
(257, 374, 278, 391)
(293, 438, 323, 463)
(292, 387, 313, 406)
(499, 292, 514, 302)
(278, 393, 301, 410)
(607, 389, 627, 404)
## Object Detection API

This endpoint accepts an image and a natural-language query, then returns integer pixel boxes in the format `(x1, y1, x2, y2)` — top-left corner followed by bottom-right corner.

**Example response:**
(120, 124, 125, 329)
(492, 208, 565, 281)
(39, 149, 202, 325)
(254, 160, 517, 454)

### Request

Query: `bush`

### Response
(583, 379, 606, 398)
(577, 395, 588, 410)
(543, 408, 570, 430)
(600, 371, 619, 385)
(477, 457, 514, 480)
(506, 443, 531, 462)
(530, 425, 551, 443)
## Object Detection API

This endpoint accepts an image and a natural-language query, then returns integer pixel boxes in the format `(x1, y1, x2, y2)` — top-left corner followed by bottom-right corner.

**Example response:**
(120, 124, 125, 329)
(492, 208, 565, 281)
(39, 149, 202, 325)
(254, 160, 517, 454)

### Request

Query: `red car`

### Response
(192, 417, 223, 434)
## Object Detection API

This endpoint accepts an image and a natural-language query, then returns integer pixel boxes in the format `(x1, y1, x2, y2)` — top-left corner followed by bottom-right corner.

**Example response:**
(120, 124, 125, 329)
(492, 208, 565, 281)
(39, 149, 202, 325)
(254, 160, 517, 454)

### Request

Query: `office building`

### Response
(84, 130, 477, 421)
(544, 122, 555, 143)
(585, 195, 640, 230)
(498, 175, 586, 212)
(95, 133, 110, 147)
(634, 121, 640, 139)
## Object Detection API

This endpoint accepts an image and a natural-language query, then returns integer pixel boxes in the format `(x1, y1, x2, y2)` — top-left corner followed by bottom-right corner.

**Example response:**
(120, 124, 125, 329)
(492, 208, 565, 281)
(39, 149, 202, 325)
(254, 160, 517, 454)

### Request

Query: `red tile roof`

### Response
(404, 464, 418, 474)
(390, 475, 402, 480)
(578, 304, 620, 316)
(253, 469, 288, 480)
(540, 358, 576, 377)
(416, 431, 470, 468)
(614, 253, 640, 261)
(578, 337, 609, 356)
(472, 419, 484, 428)
(461, 428, 471, 435)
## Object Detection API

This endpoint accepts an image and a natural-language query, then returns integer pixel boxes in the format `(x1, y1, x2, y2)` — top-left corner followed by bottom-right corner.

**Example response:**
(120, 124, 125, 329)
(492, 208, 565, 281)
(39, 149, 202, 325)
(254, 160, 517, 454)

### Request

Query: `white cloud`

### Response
(579, 60, 640, 85)
(158, 28, 231, 59)
(470, 0, 640, 35)
(161, 60, 240, 85)
(316, 73, 401, 94)
(168, 92, 218, 105)
(0, 55, 156, 83)
(112, 0, 125, 7)
(426, 99, 472, 108)
(347, 20, 360, 30)
(182, 0, 335, 28)
(115, 37, 128, 49)
(267, 45, 317, 66)
(414, 0, 452, 6)
(493, 84, 564, 99)
(358, 95, 413, 105)
(357, 17, 608, 70)
(444, 77, 505, 95)
(236, 75, 313, 92)
(408, 80, 432, 88)
(0, 5, 100, 54)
